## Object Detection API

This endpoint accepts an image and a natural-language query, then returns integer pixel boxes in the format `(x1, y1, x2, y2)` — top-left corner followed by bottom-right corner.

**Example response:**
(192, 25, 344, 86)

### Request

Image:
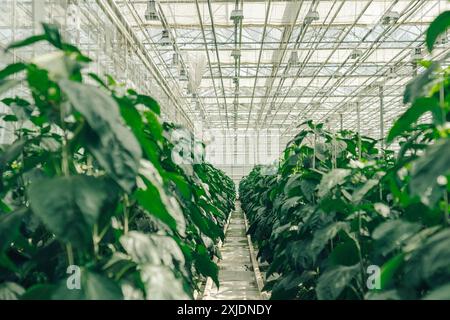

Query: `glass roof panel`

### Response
(114, 0, 450, 138)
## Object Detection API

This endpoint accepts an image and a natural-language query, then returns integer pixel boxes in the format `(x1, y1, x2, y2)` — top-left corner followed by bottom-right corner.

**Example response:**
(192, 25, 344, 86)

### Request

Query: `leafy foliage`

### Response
(0, 25, 235, 300)
(240, 11, 450, 300)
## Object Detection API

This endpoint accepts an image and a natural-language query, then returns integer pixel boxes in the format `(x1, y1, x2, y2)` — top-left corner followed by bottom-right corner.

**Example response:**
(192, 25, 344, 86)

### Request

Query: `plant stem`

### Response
(60, 105, 70, 177)
(123, 194, 129, 234)
(93, 223, 99, 259)
(61, 102, 74, 265)
(313, 131, 317, 169)
(357, 211, 366, 293)
(66, 243, 74, 266)
(440, 72, 445, 124)
(444, 190, 449, 226)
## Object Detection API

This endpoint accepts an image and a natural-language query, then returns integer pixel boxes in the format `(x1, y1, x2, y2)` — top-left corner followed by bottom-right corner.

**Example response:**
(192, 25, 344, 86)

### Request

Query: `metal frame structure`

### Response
(0, 0, 196, 131)
(1, 0, 449, 181)
(118, 0, 449, 138)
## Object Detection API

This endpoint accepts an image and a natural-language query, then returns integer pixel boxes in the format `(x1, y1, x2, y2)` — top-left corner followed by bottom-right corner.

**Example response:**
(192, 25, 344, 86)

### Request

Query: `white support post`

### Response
(356, 102, 361, 160)
(379, 86, 384, 152)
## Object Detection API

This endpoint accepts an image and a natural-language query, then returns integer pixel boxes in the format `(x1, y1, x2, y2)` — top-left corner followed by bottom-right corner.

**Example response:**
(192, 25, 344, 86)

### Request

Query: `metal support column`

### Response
(32, 0, 45, 34)
(379, 86, 384, 151)
(356, 102, 361, 160)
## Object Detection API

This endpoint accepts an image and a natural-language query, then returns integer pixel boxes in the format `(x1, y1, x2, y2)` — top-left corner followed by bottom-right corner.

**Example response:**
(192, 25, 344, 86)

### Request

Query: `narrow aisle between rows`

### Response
(202, 203, 261, 300)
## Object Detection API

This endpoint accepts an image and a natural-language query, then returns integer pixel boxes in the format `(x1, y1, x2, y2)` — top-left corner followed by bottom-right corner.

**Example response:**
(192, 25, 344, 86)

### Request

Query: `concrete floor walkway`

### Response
(202, 204, 262, 300)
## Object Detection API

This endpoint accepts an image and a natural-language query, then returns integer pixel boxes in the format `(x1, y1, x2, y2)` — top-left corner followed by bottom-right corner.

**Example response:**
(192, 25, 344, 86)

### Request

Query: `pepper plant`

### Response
(0, 24, 235, 300)
(240, 10, 450, 300)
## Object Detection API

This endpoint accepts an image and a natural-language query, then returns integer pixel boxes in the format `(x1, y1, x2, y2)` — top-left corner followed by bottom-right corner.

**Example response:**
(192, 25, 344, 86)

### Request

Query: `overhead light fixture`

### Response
(172, 53, 179, 67)
(332, 71, 343, 79)
(144, 0, 159, 21)
(66, 3, 81, 30)
(350, 49, 362, 60)
(179, 68, 187, 81)
(318, 88, 328, 96)
(231, 49, 241, 58)
(386, 67, 397, 80)
(230, 9, 244, 22)
(382, 10, 400, 25)
(411, 47, 422, 62)
(160, 29, 171, 46)
(369, 81, 384, 89)
(437, 30, 448, 45)
(289, 51, 299, 67)
(311, 102, 320, 109)
(305, 10, 319, 24)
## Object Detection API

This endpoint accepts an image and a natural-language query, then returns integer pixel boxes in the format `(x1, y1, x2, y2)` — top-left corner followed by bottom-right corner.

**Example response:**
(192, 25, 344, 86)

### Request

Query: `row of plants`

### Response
(239, 11, 450, 300)
(0, 25, 235, 299)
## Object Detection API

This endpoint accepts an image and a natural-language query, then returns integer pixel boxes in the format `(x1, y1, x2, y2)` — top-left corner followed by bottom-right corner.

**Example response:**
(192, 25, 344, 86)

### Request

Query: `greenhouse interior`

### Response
(0, 0, 449, 302)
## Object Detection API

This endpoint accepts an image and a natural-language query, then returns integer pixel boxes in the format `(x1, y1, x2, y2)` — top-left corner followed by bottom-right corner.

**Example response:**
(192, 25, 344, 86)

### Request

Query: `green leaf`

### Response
(300, 180, 317, 202)
(317, 169, 351, 198)
(27, 176, 111, 248)
(137, 94, 160, 115)
(0, 63, 27, 80)
(310, 222, 350, 263)
(328, 239, 360, 266)
(0, 138, 26, 168)
(423, 283, 450, 300)
(135, 186, 177, 233)
(88, 73, 108, 89)
(284, 174, 302, 197)
(0, 282, 25, 300)
(404, 229, 450, 288)
(138, 160, 186, 236)
(280, 196, 301, 215)
(2, 114, 17, 122)
(5, 34, 47, 51)
(426, 10, 450, 52)
(120, 281, 144, 300)
(194, 245, 219, 287)
(387, 97, 440, 142)
(373, 203, 390, 218)
(59, 80, 141, 192)
(372, 220, 422, 257)
(166, 172, 192, 201)
(106, 74, 117, 86)
(21, 284, 56, 300)
(352, 179, 379, 203)
(42, 23, 63, 49)
(0, 200, 11, 213)
(403, 62, 439, 104)
(31, 51, 83, 79)
(140, 264, 189, 300)
(316, 264, 359, 300)
(380, 253, 405, 289)
(52, 269, 123, 300)
(189, 205, 222, 240)
(365, 289, 403, 300)
(270, 272, 310, 300)
(145, 110, 163, 141)
(120, 231, 184, 268)
(0, 208, 27, 252)
(0, 79, 20, 95)
(410, 139, 450, 206)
